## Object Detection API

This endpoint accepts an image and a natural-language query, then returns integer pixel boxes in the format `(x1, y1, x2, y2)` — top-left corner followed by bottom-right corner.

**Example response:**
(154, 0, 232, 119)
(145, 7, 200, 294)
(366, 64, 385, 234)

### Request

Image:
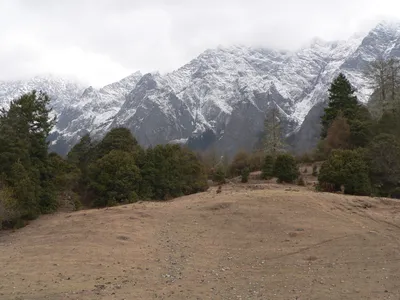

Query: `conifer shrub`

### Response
(261, 154, 274, 180)
(273, 154, 299, 183)
(241, 167, 250, 183)
(89, 150, 141, 207)
(212, 167, 226, 185)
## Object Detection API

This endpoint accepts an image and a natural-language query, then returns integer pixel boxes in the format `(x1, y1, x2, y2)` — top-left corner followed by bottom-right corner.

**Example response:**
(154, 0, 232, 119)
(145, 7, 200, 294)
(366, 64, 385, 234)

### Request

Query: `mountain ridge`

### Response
(1, 21, 400, 155)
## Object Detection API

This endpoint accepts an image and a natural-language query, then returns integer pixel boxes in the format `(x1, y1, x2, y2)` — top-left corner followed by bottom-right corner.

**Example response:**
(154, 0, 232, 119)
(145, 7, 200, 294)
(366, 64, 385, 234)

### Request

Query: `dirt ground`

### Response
(1, 183, 400, 300)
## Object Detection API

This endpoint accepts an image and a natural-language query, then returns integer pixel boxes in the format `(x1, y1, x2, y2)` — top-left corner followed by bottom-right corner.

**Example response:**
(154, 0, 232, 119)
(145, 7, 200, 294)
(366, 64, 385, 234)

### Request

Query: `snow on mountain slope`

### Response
(1, 21, 400, 155)
(55, 71, 143, 146)
(0, 75, 84, 113)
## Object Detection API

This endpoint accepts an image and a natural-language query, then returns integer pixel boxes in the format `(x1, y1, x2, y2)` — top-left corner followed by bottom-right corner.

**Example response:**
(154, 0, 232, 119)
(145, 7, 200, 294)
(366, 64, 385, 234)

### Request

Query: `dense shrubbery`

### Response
(316, 70, 400, 197)
(318, 149, 371, 196)
(0, 92, 209, 228)
(0, 91, 58, 227)
(367, 134, 400, 196)
(70, 129, 209, 206)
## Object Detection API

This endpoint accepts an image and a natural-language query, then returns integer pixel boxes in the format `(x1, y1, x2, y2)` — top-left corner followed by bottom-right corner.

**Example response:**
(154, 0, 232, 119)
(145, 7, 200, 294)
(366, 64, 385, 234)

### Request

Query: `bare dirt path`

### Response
(1, 184, 400, 299)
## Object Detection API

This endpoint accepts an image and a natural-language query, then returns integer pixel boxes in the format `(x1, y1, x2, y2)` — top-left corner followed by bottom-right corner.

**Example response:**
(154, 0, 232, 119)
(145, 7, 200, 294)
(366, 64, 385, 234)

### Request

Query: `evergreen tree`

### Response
(318, 149, 371, 196)
(367, 134, 400, 195)
(241, 167, 250, 183)
(67, 134, 93, 170)
(212, 167, 226, 184)
(321, 73, 359, 138)
(261, 154, 274, 179)
(94, 127, 139, 159)
(89, 150, 141, 207)
(10, 161, 38, 219)
(273, 154, 299, 183)
(0, 91, 57, 215)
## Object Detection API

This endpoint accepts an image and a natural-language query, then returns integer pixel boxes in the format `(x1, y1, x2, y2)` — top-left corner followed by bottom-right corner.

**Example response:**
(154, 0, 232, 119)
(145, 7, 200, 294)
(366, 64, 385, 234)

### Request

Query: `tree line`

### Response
(315, 58, 400, 197)
(0, 91, 208, 228)
(201, 57, 400, 199)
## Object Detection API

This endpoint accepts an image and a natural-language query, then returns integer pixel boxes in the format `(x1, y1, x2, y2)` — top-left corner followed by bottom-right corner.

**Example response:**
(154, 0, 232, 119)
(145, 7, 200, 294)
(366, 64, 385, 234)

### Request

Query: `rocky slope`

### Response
(1, 21, 400, 155)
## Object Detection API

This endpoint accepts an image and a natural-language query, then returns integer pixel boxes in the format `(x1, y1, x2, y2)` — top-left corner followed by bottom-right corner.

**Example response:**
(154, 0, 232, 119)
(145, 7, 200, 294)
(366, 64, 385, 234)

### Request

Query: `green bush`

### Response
(140, 145, 208, 201)
(241, 167, 250, 183)
(273, 154, 299, 183)
(367, 134, 400, 196)
(318, 149, 371, 196)
(212, 167, 226, 184)
(0, 185, 19, 229)
(261, 155, 274, 179)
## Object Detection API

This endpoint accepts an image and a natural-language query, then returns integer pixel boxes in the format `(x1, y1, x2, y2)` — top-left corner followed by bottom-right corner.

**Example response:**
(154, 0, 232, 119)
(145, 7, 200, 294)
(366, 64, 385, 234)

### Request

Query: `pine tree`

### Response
(68, 134, 93, 168)
(94, 127, 139, 159)
(261, 154, 274, 179)
(273, 154, 299, 183)
(321, 73, 359, 138)
(241, 167, 250, 183)
(89, 150, 142, 207)
(0, 91, 56, 215)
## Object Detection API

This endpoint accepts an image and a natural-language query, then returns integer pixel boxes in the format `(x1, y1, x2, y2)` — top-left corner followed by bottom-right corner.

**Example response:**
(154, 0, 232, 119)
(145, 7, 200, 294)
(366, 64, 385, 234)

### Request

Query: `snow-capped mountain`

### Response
(1, 21, 400, 156)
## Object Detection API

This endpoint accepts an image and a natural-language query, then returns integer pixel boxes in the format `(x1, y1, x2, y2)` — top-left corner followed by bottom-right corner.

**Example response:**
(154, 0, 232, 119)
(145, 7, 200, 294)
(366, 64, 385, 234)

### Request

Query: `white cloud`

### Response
(1, 0, 400, 86)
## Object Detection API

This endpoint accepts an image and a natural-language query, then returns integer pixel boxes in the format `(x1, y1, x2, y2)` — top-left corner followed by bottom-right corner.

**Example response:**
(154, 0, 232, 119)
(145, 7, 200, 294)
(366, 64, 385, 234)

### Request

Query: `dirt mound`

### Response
(1, 184, 400, 299)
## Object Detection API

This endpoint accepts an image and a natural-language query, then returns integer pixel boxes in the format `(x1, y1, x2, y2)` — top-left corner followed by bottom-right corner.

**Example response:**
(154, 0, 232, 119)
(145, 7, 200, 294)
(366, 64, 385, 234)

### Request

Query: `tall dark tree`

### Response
(89, 150, 141, 207)
(68, 134, 93, 168)
(321, 73, 359, 138)
(0, 91, 57, 214)
(94, 127, 139, 159)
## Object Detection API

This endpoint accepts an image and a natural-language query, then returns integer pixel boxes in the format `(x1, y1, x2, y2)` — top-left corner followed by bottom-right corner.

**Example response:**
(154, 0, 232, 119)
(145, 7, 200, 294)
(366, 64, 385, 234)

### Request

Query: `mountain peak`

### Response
(372, 20, 400, 36)
(2, 20, 400, 156)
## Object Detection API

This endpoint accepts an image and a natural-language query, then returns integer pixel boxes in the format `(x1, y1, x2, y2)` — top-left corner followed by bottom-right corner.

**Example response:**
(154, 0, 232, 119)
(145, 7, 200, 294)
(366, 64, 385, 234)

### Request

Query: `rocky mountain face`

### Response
(1, 21, 400, 156)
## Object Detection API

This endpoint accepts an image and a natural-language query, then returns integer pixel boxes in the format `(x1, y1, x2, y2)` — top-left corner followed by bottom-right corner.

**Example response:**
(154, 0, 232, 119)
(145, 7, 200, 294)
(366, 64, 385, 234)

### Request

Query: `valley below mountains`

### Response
(2, 21, 400, 156)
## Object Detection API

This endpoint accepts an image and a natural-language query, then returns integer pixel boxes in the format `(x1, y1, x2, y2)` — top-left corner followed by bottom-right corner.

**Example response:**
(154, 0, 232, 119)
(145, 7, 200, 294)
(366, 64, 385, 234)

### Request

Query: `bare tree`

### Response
(263, 92, 284, 158)
(387, 58, 400, 105)
(364, 58, 389, 110)
(365, 57, 400, 113)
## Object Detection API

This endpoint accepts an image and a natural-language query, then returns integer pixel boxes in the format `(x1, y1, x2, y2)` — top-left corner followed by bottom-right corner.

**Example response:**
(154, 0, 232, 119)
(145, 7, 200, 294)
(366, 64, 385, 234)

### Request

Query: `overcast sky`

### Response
(1, 0, 400, 87)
